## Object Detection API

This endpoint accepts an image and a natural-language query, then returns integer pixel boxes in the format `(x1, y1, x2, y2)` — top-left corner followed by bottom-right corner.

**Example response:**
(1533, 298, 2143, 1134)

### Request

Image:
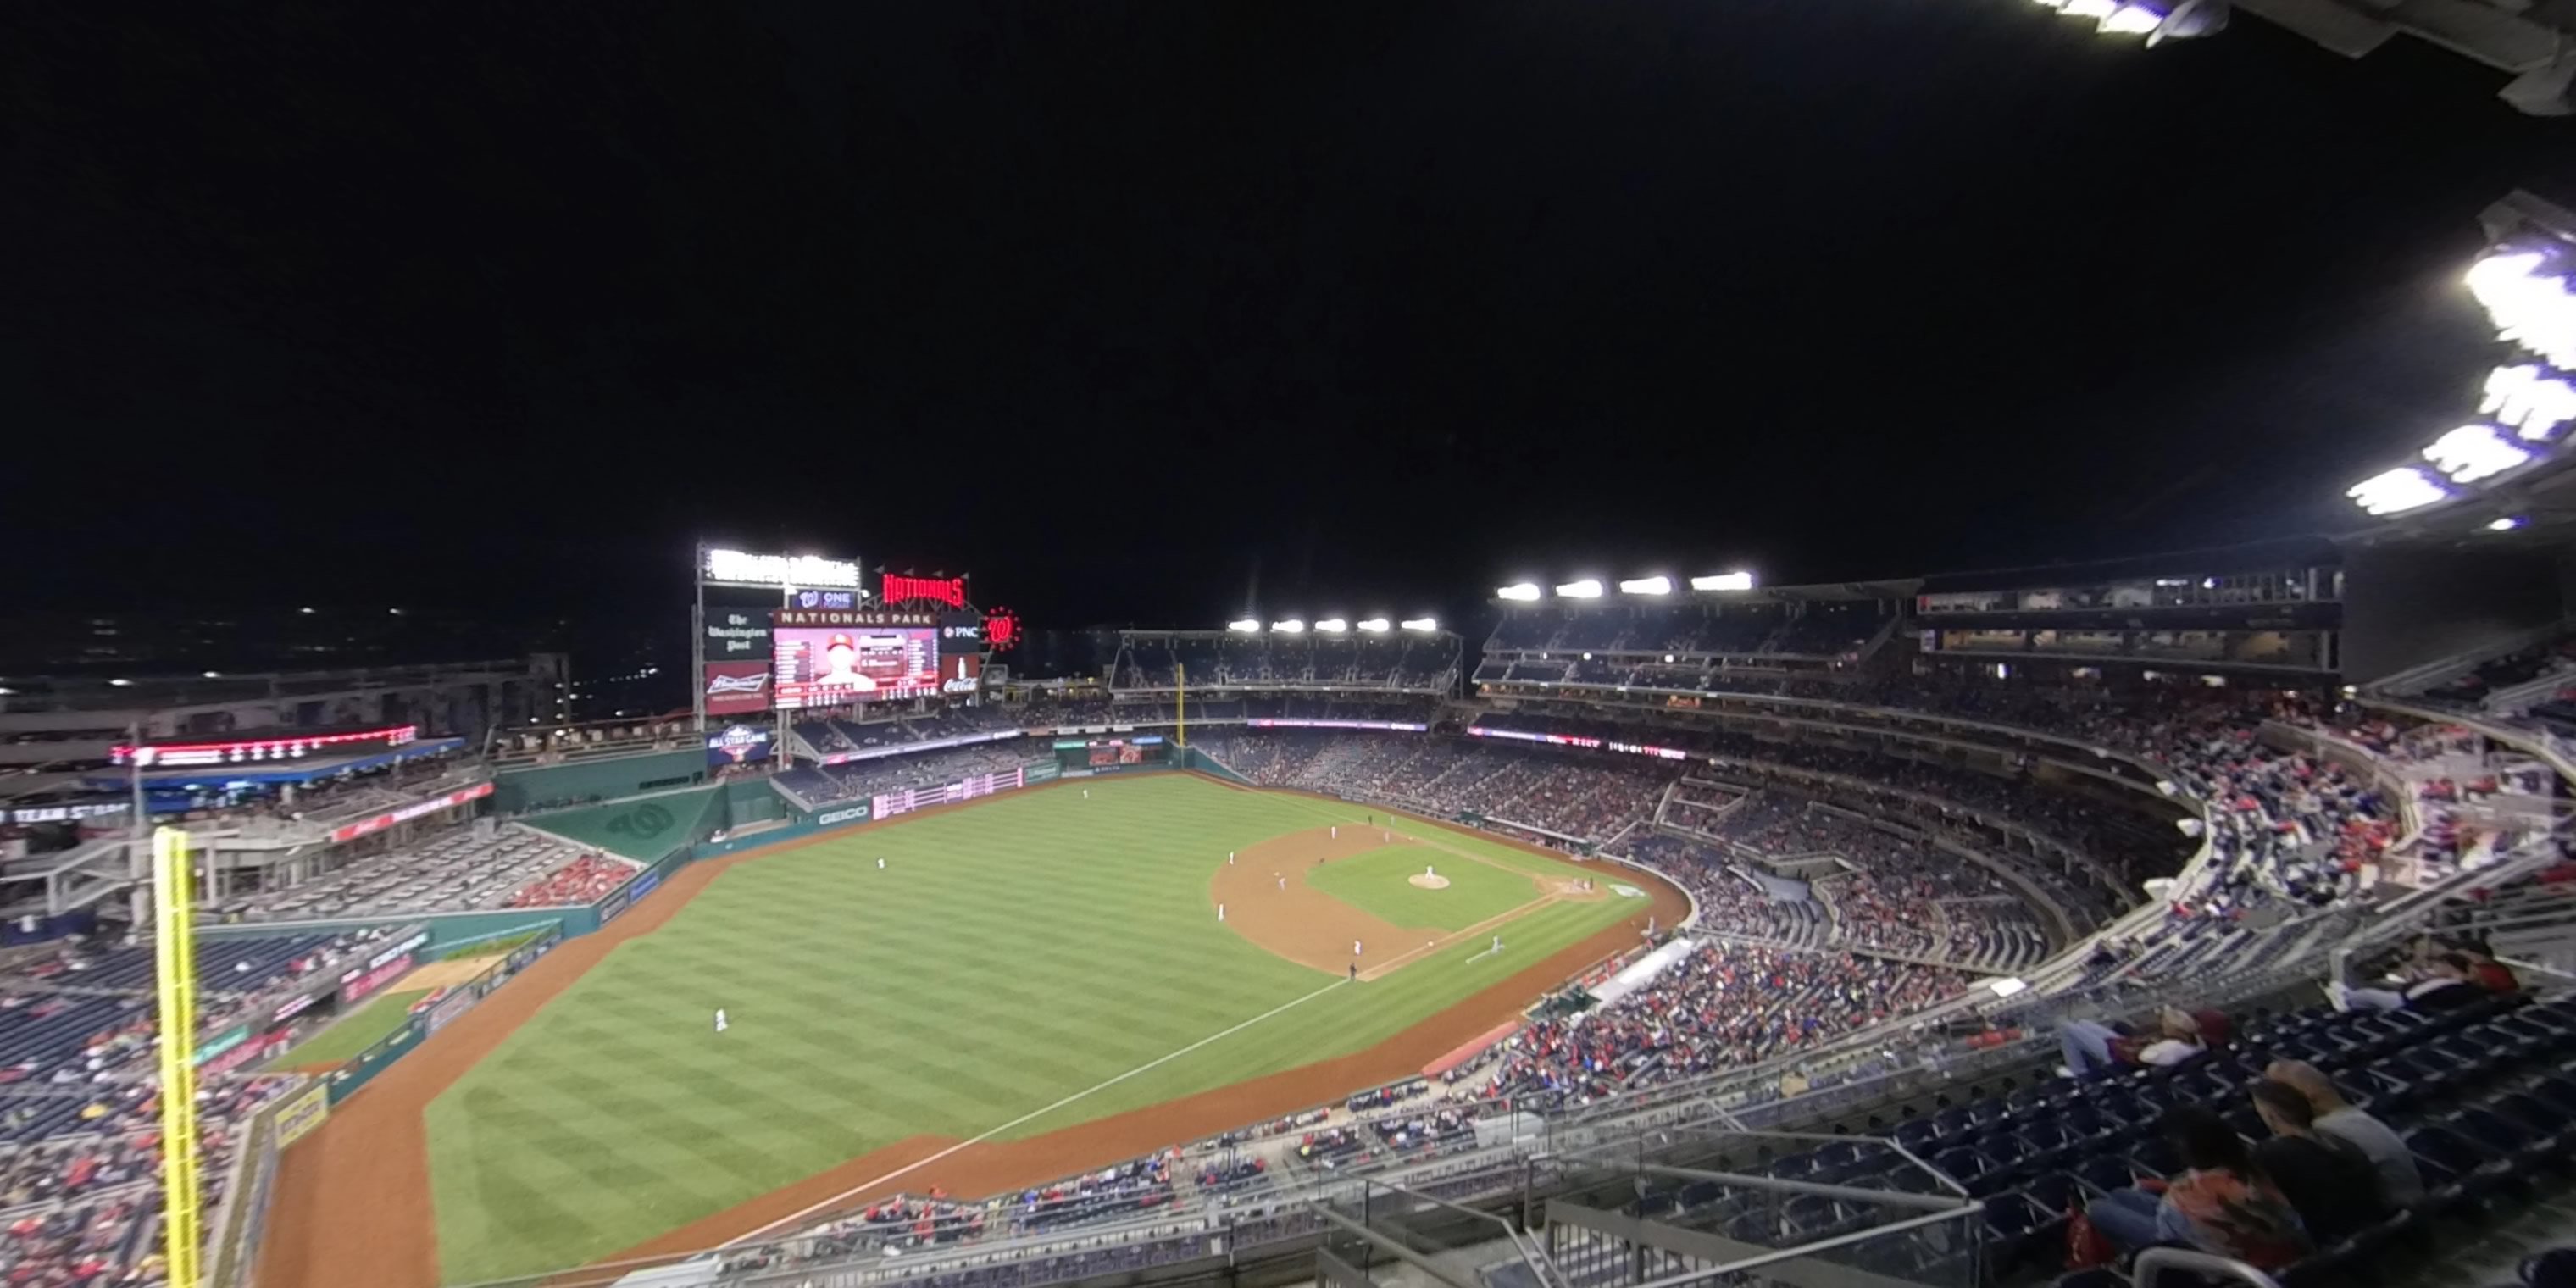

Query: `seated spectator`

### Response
(2446, 938, 2521, 993)
(2084, 1105, 2309, 1269)
(2058, 1006, 2207, 1078)
(2247, 1079, 2391, 1245)
(2331, 953, 2483, 1014)
(2263, 1059, 2424, 1208)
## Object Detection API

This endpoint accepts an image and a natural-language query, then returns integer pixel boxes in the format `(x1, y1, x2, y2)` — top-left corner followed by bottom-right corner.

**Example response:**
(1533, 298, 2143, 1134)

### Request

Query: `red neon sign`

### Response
(881, 574, 966, 608)
(984, 608, 1020, 651)
(113, 724, 419, 767)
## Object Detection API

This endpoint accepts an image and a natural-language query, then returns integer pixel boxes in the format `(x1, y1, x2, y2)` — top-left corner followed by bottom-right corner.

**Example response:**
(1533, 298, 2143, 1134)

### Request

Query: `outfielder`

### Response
(1352, 939, 1363, 956)
(877, 858, 886, 870)
(713, 1008, 729, 1035)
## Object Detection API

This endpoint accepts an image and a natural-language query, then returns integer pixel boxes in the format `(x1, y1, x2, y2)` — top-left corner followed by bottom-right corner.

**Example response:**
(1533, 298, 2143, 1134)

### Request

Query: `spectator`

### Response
(2263, 1059, 2424, 1208)
(2247, 1078, 2390, 1245)
(2084, 1106, 2309, 1269)
(2332, 953, 2483, 1014)
(2058, 1006, 2206, 1078)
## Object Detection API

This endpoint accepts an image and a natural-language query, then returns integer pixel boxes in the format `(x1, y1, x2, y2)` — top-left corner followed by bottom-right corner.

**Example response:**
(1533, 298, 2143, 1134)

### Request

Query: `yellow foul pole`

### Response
(151, 826, 203, 1286)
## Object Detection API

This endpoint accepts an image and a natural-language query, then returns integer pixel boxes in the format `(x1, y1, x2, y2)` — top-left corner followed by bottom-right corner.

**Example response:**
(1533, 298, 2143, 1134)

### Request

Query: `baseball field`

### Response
(257, 771, 1685, 1288)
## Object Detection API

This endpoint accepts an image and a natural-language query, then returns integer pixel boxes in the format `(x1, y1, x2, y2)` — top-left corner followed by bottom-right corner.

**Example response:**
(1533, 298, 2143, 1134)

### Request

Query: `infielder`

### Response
(1330, 825, 1338, 840)
(1276, 874, 1285, 891)
(1217, 903, 1226, 923)
(1352, 939, 1362, 956)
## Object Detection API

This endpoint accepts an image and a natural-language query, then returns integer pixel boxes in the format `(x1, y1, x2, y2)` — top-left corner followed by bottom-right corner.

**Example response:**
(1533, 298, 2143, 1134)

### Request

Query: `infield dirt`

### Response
(253, 776, 1685, 1288)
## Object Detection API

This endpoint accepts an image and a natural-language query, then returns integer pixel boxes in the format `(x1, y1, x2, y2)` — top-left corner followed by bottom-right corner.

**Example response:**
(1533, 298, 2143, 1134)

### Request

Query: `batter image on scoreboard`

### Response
(773, 627, 941, 708)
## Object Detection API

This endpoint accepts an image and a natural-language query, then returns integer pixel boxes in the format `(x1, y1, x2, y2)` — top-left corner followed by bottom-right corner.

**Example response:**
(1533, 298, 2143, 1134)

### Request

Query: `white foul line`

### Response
(726, 974, 1350, 1246)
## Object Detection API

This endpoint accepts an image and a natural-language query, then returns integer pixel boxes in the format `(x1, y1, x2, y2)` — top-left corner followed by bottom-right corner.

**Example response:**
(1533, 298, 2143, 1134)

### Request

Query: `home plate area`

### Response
(1208, 824, 1606, 979)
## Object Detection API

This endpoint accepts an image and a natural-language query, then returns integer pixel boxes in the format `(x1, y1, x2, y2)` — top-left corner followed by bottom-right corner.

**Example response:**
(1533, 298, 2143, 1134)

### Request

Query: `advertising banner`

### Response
(425, 989, 475, 1036)
(1246, 719, 1430, 733)
(703, 608, 774, 660)
(330, 780, 497, 843)
(789, 588, 860, 610)
(705, 724, 774, 766)
(274, 1082, 330, 1148)
(702, 662, 773, 716)
(813, 802, 873, 827)
(597, 889, 631, 924)
(870, 767, 1025, 820)
(193, 1024, 252, 1068)
(1027, 762, 1060, 784)
(201, 1030, 291, 1078)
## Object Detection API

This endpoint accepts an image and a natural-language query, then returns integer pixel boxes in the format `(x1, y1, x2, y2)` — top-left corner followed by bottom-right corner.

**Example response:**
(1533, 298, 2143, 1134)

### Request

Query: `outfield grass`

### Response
(268, 988, 427, 1069)
(1307, 846, 1538, 930)
(425, 774, 1633, 1281)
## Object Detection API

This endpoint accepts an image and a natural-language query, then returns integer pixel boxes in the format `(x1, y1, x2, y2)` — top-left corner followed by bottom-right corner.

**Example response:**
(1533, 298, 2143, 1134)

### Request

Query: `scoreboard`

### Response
(1052, 736, 1173, 774)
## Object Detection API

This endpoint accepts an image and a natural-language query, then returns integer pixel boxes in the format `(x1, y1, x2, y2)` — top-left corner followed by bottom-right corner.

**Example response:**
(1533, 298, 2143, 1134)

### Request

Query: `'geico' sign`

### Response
(703, 548, 861, 587)
(815, 805, 871, 826)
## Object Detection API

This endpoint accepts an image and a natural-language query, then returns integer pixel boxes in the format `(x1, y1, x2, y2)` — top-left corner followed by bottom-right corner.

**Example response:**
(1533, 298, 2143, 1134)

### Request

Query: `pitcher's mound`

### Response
(1407, 873, 1452, 890)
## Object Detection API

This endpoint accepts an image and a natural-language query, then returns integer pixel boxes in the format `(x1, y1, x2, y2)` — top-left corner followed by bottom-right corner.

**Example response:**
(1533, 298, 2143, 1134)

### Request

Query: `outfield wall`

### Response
(491, 749, 708, 813)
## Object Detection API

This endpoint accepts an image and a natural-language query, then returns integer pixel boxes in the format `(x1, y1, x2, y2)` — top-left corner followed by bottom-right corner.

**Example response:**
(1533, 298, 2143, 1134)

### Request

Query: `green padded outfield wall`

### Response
(523, 787, 721, 863)
(718, 777, 797, 831)
(489, 749, 707, 813)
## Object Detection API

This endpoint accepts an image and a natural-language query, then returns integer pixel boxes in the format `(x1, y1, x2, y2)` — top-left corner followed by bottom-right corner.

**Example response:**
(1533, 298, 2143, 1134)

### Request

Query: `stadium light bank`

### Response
(1690, 572, 1757, 591)
(1356, 618, 1392, 633)
(1269, 619, 1307, 634)
(1313, 619, 1349, 633)
(2026, 0, 2225, 44)
(1401, 617, 1440, 633)
(1618, 575, 1673, 596)
(1496, 581, 1542, 602)
(1225, 619, 1262, 634)
(2343, 192, 2576, 521)
(1555, 579, 1605, 599)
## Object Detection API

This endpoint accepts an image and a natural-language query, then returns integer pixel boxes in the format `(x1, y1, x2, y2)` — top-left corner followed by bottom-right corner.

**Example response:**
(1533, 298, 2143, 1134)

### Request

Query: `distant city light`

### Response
(108, 679, 132, 687)
(1555, 579, 1603, 599)
(1690, 572, 1757, 591)
(1401, 617, 1439, 633)
(202, 671, 220, 679)
(1314, 619, 1349, 633)
(298, 607, 315, 615)
(1618, 575, 1673, 596)
(1269, 619, 1306, 634)
(2347, 467, 2451, 516)
(1356, 618, 1391, 633)
(2489, 516, 2527, 531)
(1496, 582, 1542, 602)
(1225, 619, 1261, 634)
(2422, 424, 2533, 484)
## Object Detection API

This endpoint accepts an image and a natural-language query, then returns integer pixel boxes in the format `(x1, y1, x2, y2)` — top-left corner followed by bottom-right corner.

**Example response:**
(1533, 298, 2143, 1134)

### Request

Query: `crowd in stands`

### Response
(774, 744, 1035, 806)
(1481, 941, 1966, 1112)
(1189, 731, 1667, 843)
(218, 823, 600, 920)
(0, 926, 417, 1285)
(503, 853, 636, 908)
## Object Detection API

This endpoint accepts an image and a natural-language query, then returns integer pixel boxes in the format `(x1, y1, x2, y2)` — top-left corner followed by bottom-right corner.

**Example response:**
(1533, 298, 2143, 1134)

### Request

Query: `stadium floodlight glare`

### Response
(2484, 364, 2576, 441)
(297, 606, 315, 614)
(1315, 618, 1349, 633)
(1690, 571, 1757, 591)
(2099, 3, 2166, 35)
(2029, 0, 2068, 8)
(108, 679, 132, 687)
(2062, 0, 2117, 18)
(1356, 618, 1392, 633)
(2423, 424, 2533, 484)
(1225, 619, 1261, 634)
(201, 670, 220, 679)
(1402, 617, 1439, 633)
(1556, 579, 1604, 598)
(2490, 516, 2528, 531)
(1618, 575, 1674, 596)
(2346, 466, 2451, 516)
(1496, 582, 1542, 602)
(1270, 619, 1306, 634)
(2467, 251, 2576, 370)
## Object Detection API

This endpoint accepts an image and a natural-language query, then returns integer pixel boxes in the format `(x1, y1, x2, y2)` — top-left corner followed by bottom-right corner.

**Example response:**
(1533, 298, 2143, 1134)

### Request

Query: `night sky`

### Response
(6, 3, 2570, 633)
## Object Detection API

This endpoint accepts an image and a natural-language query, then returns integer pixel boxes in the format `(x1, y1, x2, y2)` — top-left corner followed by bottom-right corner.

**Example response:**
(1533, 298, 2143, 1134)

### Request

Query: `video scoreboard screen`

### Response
(774, 626, 941, 708)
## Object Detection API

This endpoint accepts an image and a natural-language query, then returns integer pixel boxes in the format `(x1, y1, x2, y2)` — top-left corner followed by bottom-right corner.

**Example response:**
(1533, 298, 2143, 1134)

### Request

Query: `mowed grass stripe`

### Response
(427, 774, 1635, 1282)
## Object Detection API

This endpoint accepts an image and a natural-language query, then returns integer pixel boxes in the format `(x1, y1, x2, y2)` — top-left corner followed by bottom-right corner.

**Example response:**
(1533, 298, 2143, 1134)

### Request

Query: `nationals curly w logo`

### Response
(606, 803, 675, 838)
